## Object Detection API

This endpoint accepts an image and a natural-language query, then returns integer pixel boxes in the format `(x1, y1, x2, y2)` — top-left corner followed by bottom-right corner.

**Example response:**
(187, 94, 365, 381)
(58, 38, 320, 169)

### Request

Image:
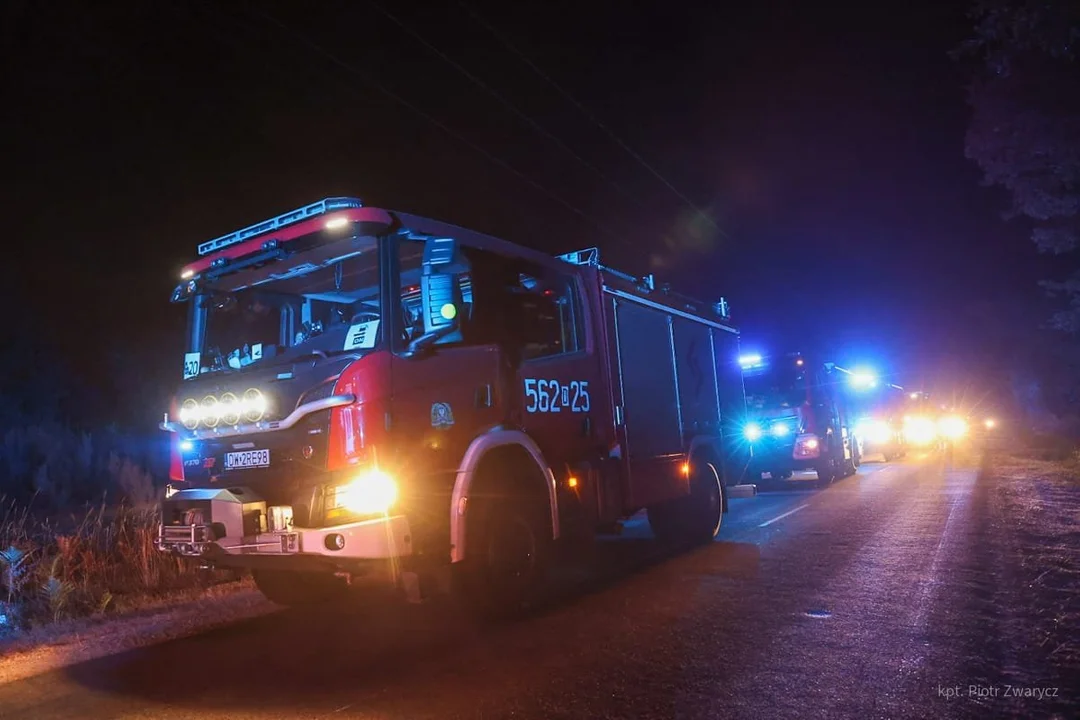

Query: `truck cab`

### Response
(741, 353, 859, 485)
(158, 198, 749, 612)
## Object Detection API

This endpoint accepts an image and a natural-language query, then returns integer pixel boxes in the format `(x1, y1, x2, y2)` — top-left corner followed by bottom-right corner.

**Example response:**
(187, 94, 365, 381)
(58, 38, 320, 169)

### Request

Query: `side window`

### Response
(516, 269, 585, 360)
(394, 237, 584, 356)
(397, 238, 473, 346)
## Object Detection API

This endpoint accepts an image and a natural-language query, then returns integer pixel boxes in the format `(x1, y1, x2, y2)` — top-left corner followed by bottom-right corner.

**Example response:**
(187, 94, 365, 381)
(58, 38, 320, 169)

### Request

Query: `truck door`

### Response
(506, 263, 605, 469)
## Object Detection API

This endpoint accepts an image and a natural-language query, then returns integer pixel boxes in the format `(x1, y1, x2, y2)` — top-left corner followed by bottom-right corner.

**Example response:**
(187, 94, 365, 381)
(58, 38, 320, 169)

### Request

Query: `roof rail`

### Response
(557, 247, 600, 266)
(557, 246, 731, 320)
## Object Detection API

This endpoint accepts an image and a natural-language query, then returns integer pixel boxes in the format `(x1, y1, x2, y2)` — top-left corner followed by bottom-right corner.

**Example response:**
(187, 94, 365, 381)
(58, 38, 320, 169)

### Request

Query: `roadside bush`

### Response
(0, 500, 227, 634)
(0, 423, 168, 510)
(1018, 432, 1080, 462)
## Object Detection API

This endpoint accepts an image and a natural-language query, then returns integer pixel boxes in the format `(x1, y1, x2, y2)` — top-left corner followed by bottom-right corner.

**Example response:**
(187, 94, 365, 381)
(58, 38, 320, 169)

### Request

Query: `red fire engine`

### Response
(158, 198, 750, 613)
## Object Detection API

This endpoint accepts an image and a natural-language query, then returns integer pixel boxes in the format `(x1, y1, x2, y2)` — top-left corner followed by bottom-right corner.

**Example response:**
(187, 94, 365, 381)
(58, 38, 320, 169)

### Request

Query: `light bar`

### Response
(197, 197, 363, 256)
(739, 353, 763, 369)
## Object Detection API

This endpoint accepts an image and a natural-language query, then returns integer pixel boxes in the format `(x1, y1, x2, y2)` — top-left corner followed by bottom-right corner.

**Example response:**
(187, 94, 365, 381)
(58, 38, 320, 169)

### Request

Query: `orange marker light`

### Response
(680, 462, 691, 476)
(567, 476, 579, 489)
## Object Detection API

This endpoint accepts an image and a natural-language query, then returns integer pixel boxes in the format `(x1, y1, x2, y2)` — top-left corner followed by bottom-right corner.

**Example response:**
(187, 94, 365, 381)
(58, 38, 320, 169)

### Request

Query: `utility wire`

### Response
(241, 5, 623, 242)
(367, 1, 636, 209)
(459, 1, 724, 236)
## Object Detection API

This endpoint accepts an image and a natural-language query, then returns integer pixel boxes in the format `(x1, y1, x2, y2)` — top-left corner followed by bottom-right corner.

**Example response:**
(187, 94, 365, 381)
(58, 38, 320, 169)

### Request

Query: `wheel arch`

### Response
(450, 429, 559, 564)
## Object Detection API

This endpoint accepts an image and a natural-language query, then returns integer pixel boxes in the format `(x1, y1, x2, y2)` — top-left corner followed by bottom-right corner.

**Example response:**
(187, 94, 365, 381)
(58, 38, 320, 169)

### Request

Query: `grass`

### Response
(986, 448, 1080, 678)
(0, 498, 239, 638)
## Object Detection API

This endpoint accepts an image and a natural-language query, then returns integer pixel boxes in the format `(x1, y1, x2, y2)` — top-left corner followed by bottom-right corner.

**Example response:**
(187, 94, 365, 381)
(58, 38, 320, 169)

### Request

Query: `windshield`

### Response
(183, 236, 381, 378)
(743, 367, 808, 411)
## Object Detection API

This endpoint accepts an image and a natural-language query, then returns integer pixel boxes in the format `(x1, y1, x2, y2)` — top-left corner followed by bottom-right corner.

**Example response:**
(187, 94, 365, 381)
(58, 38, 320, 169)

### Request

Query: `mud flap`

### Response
(400, 566, 452, 604)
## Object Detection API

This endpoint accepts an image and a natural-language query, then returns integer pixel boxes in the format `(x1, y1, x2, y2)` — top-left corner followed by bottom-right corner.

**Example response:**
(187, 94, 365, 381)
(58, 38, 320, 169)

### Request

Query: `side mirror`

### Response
(405, 237, 469, 356)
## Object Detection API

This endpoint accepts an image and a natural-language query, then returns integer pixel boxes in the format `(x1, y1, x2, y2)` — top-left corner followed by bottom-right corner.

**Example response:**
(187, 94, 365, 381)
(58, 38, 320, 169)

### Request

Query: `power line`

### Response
(458, 1, 724, 236)
(367, 1, 636, 210)
(238, 5, 623, 242)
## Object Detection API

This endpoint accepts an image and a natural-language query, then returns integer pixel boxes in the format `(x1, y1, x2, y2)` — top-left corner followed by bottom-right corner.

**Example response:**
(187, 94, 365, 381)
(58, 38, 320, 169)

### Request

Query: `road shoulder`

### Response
(0, 581, 277, 685)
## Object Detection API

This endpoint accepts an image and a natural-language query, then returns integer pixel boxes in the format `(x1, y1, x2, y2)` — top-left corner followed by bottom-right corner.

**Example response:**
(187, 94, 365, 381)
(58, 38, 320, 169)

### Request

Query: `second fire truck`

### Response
(740, 352, 861, 485)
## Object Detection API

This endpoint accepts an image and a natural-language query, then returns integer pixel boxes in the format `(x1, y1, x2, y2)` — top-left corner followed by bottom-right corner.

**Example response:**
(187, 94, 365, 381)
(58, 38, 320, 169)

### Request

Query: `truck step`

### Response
(727, 483, 757, 499)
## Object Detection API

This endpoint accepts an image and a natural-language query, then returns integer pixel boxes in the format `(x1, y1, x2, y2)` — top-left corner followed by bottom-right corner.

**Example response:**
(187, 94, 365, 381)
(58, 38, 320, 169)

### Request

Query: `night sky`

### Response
(4, 0, 1046, 419)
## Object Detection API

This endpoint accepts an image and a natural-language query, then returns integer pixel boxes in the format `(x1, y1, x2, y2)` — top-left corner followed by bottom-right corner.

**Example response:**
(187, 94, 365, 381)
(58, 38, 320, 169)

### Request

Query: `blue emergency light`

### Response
(739, 353, 764, 369)
(197, 197, 363, 256)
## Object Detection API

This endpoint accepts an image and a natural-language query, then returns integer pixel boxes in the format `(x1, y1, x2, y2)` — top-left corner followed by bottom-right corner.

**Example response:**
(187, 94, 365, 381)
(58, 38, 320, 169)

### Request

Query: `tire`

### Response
(815, 463, 834, 487)
(648, 461, 724, 545)
(686, 461, 724, 544)
(841, 454, 857, 477)
(252, 569, 346, 606)
(459, 492, 551, 618)
(647, 499, 683, 544)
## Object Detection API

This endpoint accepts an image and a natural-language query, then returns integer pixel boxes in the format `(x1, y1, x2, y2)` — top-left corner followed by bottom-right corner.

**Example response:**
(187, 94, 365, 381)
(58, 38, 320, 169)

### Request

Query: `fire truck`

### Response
(157, 198, 750, 613)
(741, 352, 860, 485)
(847, 382, 908, 462)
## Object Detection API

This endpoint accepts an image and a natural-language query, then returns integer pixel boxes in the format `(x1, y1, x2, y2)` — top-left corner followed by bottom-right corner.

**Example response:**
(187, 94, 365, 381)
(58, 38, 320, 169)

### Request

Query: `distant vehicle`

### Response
(848, 383, 908, 462)
(741, 352, 860, 486)
(156, 198, 751, 612)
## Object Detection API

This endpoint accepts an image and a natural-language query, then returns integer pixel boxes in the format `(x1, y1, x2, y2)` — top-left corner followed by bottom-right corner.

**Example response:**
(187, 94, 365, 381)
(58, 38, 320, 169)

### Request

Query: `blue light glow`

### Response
(179, 440, 194, 453)
(771, 422, 791, 437)
(744, 422, 763, 441)
(739, 353, 763, 368)
(849, 368, 878, 389)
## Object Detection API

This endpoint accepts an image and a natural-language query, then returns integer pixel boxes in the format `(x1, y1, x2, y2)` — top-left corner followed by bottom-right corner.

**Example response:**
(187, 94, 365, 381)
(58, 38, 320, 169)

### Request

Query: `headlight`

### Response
(329, 469, 398, 515)
(771, 422, 791, 437)
(744, 422, 763, 441)
(219, 392, 241, 426)
(793, 433, 820, 458)
(904, 416, 937, 445)
(939, 415, 968, 440)
(179, 398, 200, 430)
(867, 420, 891, 444)
(201, 395, 220, 428)
(174, 388, 269, 429)
(241, 388, 267, 423)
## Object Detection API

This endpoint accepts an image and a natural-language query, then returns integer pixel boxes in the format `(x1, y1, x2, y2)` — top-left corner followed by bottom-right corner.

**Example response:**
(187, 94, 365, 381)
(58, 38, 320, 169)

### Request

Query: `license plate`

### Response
(224, 449, 270, 470)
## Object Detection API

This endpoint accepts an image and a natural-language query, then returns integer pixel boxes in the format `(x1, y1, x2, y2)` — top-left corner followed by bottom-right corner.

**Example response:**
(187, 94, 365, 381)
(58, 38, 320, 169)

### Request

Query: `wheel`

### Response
(647, 499, 683, 543)
(647, 461, 724, 545)
(685, 461, 724, 544)
(252, 569, 346, 606)
(459, 491, 551, 618)
(815, 463, 834, 487)
(841, 450, 857, 477)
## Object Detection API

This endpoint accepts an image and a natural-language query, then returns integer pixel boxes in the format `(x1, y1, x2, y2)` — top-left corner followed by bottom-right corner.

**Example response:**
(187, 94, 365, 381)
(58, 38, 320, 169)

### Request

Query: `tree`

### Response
(959, 0, 1080, 328)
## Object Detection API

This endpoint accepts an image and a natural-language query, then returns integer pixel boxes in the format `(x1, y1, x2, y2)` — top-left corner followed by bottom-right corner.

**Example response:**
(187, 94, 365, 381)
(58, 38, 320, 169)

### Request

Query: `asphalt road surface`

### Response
(0, 452, 1066, 719)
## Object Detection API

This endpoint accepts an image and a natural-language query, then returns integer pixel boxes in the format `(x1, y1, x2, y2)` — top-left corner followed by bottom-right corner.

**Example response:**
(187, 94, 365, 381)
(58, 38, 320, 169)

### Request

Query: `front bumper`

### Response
(749, 444, 819, 472)
(156, 486, 412, 564)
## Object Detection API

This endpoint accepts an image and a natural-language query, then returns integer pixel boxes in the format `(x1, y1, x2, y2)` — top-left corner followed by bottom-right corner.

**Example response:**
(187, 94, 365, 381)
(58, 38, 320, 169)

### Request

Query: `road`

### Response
(0, 452, 1066, 719)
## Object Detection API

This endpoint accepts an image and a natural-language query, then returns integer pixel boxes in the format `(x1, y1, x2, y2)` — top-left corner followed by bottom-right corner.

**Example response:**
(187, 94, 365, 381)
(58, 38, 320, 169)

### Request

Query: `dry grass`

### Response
(0, 498, 238, 638)
(988, 451, 1080, 676)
